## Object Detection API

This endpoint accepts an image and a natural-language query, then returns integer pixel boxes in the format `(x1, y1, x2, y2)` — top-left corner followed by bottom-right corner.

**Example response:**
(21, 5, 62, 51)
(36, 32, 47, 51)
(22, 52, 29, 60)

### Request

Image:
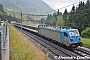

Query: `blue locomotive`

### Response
(38, 26, 82, 48)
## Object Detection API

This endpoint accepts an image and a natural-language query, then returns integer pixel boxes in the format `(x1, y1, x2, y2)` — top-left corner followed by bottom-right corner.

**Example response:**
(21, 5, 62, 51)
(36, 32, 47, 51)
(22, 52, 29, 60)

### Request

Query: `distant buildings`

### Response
(4, 8, 13, 11)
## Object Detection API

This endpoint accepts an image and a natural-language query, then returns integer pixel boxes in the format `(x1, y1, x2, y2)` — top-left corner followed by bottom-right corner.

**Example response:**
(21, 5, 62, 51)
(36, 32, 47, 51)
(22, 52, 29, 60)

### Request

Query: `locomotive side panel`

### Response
(39, 28, 61, 42)
(62, 37, 71, 46)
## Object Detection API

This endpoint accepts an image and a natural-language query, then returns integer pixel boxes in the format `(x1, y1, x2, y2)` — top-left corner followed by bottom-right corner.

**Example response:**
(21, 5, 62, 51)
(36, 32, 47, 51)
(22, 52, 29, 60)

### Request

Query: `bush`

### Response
(81, 27, 90, 38)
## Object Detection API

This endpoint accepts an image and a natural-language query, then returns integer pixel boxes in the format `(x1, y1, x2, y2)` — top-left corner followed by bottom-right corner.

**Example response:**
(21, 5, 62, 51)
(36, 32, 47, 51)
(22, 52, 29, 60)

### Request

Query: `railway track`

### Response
(74, 47, 90, 57)
(13, 24, 90, 60)
(77, 47, 90, 55)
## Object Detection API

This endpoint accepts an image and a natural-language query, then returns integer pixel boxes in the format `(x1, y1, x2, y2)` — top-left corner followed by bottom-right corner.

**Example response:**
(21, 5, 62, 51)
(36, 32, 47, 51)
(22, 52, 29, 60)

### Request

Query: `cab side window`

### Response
(64, 32, 68, 37)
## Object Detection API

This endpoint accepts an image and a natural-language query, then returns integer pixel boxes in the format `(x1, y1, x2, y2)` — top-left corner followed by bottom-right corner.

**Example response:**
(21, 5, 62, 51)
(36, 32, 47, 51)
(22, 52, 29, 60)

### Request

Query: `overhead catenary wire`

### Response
(46, 0, 86, 14)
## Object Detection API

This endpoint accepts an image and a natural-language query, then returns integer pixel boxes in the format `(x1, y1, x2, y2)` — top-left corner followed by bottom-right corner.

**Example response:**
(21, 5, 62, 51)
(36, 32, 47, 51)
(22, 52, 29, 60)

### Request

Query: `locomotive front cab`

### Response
(61, 29, 82, 48)
(69, 29, 82, 47)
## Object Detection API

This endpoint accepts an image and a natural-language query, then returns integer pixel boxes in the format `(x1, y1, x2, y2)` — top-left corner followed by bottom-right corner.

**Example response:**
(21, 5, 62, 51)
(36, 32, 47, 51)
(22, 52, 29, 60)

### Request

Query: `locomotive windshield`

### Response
(69, 30, 79, 38)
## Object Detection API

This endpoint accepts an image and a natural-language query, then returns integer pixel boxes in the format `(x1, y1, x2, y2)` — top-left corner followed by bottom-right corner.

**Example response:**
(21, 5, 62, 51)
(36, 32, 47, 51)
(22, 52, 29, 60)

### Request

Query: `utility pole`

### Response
(21, 12, 22, 31)
(79, 0, 80, 3)
(27, 13, 28, 23)
(0, 32, 1, 60)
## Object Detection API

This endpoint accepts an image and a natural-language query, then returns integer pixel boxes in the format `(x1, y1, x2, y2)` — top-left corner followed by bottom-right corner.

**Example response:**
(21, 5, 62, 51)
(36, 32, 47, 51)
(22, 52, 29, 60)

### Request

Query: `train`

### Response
(15, 23, 82, 48)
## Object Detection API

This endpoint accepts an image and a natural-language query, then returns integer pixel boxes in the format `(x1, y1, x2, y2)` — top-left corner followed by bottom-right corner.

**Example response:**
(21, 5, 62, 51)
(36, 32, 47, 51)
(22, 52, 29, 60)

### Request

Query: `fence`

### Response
(0, 21, 7, 60)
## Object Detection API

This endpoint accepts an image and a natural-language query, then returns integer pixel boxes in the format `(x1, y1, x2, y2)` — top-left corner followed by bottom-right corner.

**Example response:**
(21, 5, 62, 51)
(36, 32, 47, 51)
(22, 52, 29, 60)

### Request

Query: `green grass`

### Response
(8, 24, 35, 60)
(81, 38, 90, 49)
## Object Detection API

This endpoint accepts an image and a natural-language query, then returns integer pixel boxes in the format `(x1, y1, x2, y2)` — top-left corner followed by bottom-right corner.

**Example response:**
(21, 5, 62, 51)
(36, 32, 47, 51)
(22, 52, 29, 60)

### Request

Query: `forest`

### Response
(0, 4, 6, 20)
(45, 0, 90, 37)
(0, 4, 3, 20)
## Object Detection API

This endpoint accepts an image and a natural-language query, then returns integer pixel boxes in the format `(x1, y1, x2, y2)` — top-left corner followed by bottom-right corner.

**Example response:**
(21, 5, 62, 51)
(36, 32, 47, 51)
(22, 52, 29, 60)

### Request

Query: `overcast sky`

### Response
(43, 0, 87, 13)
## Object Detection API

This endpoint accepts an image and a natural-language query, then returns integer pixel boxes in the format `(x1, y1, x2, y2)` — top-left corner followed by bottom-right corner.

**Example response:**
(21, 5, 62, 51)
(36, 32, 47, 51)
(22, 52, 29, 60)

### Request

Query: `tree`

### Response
(0, 4, 3, 12)
(41, 18, 45, 24)
(63, 9, 68, 26)
(51, 17, 57, 26)
(56, 15, 64, 26)
(57, 9, 59, 15)
(72, 5, 75, 13)
(0, 12, 3, 20)
(0, 4, 4, 20)
(68, 5, 76, 27)
(46, 14, 52, 25)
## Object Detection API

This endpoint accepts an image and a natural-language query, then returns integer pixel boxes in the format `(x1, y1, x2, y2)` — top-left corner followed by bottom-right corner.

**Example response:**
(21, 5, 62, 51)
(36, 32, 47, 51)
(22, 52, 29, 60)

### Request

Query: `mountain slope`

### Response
(0, 0, 55, 14)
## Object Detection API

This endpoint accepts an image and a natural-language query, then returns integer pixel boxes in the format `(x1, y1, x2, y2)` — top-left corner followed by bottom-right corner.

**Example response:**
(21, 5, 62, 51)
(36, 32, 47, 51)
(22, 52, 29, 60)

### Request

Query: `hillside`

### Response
(0, 0, 55, 14)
